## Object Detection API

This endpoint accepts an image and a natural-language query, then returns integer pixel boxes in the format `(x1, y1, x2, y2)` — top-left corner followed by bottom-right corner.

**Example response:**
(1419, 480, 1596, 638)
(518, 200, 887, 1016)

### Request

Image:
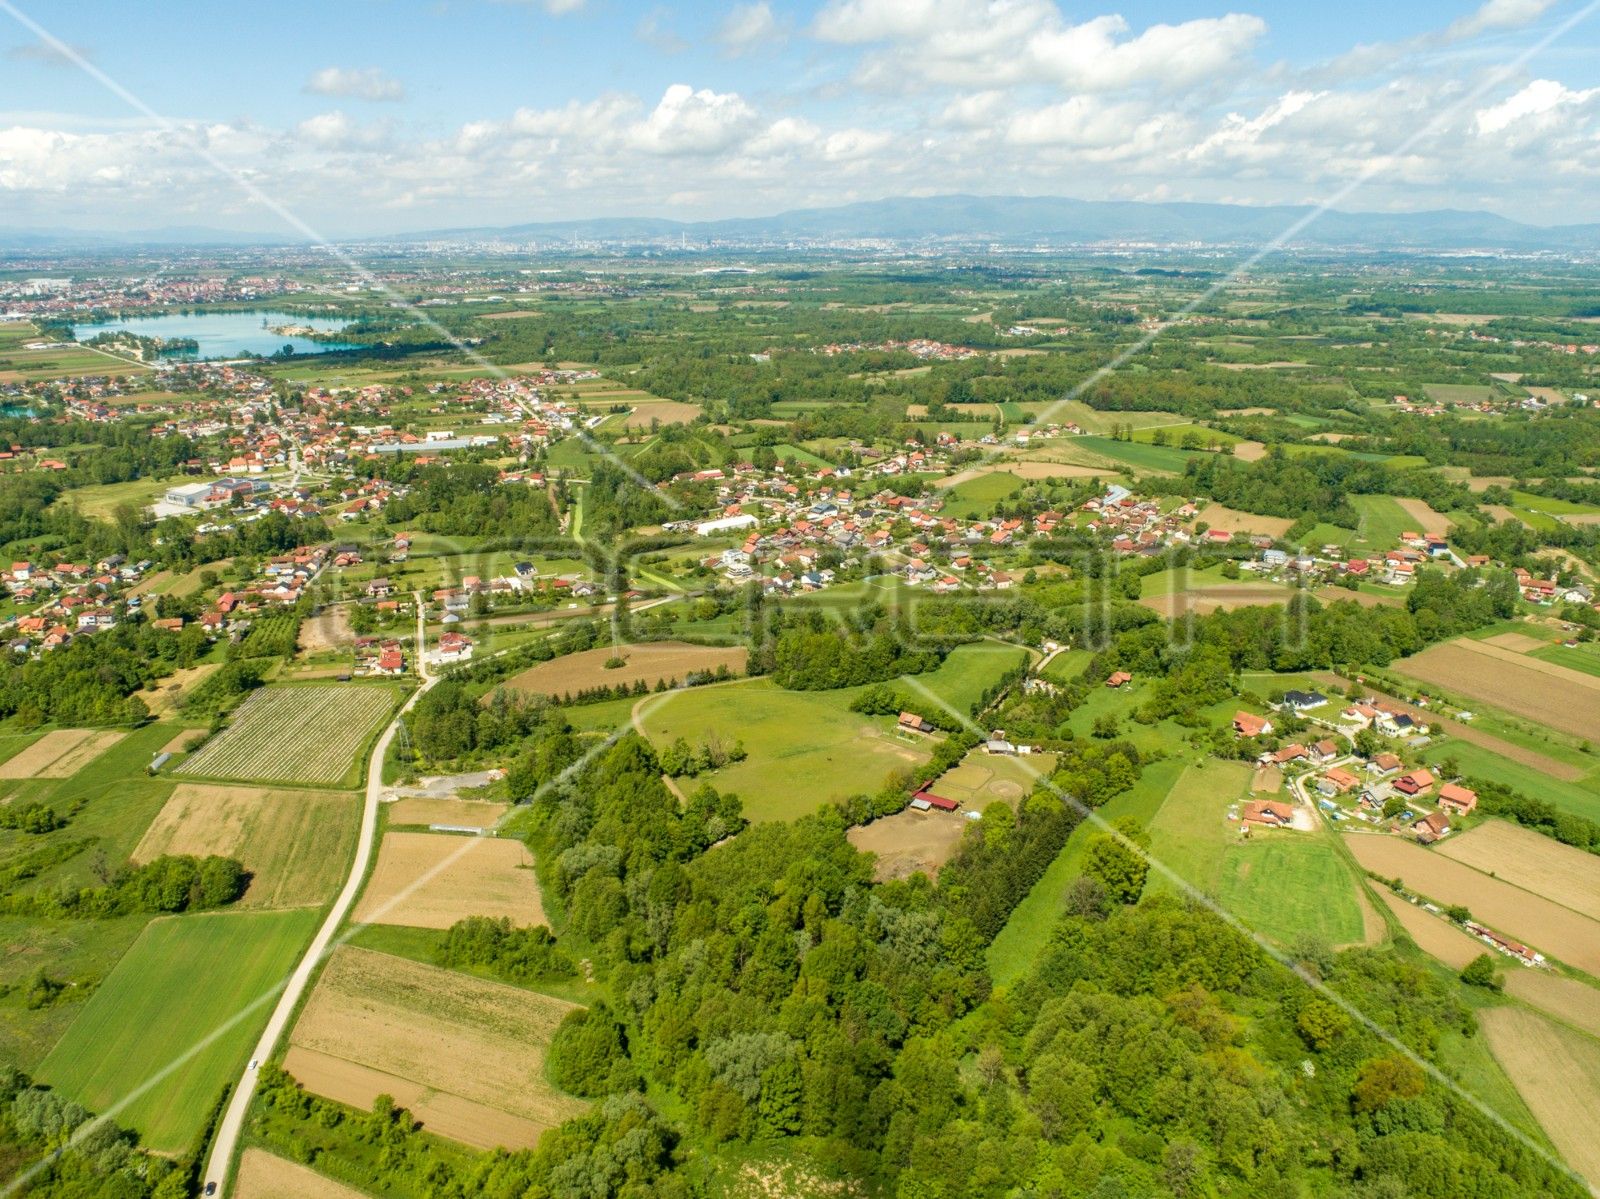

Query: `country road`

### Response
(201, 593, 437, 1196)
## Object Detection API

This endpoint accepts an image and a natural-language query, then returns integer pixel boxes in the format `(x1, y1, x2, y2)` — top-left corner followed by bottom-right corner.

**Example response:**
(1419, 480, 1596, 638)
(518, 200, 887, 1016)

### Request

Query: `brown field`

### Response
(235, 1150, 367, 1199)
(1231, 440, 1268, 461)
(1376, 888, 1484, 968)
(0, 729, 125, 779)
(134, 784, 359, 909)
(1393, 639, 1600, 740)
(1466, 475, 1518, 492)
(1216, 406, 1276, 416)
(159, 728, 206, 755)
(1481, 1007, 1600, 1186)
(287, 947, 586, 1150)
(1009, 460, 1115, 479)
(1485, 504, 1520, 525)
(1392, 497, 1452, 533)
(1506, 971, 1600, 1041)
(847, 808, 970, 883)
(1526, 387, 1569, 405)
(1481, 631, 1552, 653)
(352, 832, 544, 929)
(1195, 503, 1295, 537)
(1251, 765, 1283, 793)
(479, 309, 543, 320)
(500, 640, 747, 698)
(387, 797, 508, 829)
(136, 664, 221, 716)
(299, 605, 353, 654)
(619, 400, 701, 428)
(1140, 584, 1292, 618)
(1404, 312, 1503, 326)
(1215, 362, 1310, 371)
(1345, 834, 1600, 974)
(1565, 512, 1600, 527)
(1313, 587, 1403, 608)
(1438, 820, 1600, 918)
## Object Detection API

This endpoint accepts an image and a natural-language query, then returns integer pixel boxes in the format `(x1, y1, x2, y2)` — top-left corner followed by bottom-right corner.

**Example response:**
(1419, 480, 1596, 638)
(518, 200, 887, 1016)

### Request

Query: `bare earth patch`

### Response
(848, 809, 970, 883)
(1437, 820, 1600, 918)
(1391, 496, 1452, 533)
(1345, 834, 1600, 974)
(500, 641, 747, 698)
(1231, 440, 1268, 461)
(1195, 503, 1294, 537)
(353, 832, 545, 929)
(235, 1149, 367, 1199)
(1376, 888, 1483, 969)
(1481, 1007, 1600, 1186)
(387, 797, 508, 830)
(286, 947, 585, 1150)
(1140, 584, 1292, 618)
(134, 784, 359, 909)
(0, 730, 125, 779)
(1481, 632, 1551, 653)
(619, 400, 702, 428)
(1251, 765, 1283, 793)
(1394, 639, 1600, 741)
(298, 605, 352, 654)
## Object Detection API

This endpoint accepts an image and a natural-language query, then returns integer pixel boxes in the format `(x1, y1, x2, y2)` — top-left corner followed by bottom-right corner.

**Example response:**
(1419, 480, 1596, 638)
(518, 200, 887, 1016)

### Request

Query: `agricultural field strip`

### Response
(1392, 640, 1600, 743)
(1481, 1008, 1600, 1188)
(1437, 822, 1600, 921)
(176, 686, 395, 784)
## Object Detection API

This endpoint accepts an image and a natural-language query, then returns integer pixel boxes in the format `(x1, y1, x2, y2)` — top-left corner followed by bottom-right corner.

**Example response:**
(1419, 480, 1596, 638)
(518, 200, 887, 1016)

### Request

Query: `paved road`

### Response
(201, 594, 437, 1196)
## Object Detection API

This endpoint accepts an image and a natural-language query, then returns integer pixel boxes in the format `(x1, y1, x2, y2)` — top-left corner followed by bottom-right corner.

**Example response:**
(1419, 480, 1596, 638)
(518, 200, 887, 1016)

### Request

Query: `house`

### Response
(1412, 810, 1451, 842)
(1241, 800, 1296, 828)
(1438, 782, 1478, 815)
(375, 649, 404, 675)
(367, 578, 393, 599)
(1318, 766, 1362, 796)
(897, 711, 933, 735)
(1282, 689, 1328, 712)
(1106, 670, 1132, 688)
(1233, 711, 1273, 737)
(1393, 768, 1435, 797)
(1269, 743, 1308, 766)
(1369, 752, 1402, 776)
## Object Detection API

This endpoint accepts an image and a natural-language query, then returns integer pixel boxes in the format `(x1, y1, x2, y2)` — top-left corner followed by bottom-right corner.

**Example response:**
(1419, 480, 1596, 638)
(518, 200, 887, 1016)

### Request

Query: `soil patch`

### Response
(1394, 639, 1600, 741)
(387, 797, 508, 830)
(1480, 1007, 1600, 1186)
(299, 605, 352, 654)
(1481, 632, 1551, 653)
(847, 808, 969, 883)
(1195, 503, 1293, 536)
(0, 729, 124, 779)
(353, 832, 544, 929)
(499, 641, 746, 698)
(235, 1149, 367, 1199)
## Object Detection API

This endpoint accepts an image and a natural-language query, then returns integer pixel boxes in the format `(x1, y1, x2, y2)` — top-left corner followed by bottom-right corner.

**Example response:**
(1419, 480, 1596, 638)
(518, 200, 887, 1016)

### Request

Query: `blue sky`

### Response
(3, 0, 1599, 234)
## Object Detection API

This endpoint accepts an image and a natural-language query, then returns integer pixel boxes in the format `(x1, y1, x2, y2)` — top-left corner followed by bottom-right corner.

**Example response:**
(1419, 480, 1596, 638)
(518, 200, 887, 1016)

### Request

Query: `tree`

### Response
(1296, 998, 1350, 1051)
(1082, 818, 1149, 905)
(1091, 713, 1120, 739)
(1460, 953, 1502, 991)
(1351, 1056, 1425, 1113)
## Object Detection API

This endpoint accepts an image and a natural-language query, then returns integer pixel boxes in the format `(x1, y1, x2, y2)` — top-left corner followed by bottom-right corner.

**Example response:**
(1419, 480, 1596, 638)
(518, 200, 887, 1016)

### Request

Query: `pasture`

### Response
(500, 641, 747, 698)
(638, 680, 931, 822)
(940, 470, 1023, 518)
(38, 908, 319, 1153)
(286, 947, 585, 1150)
(1481, 1007, 1600, 1187)
(0, 729, 125, 779)
(133, 784, 359, 909)
(176, 684, 397, 785)
(1393, 638, 1600, 742)
(899, 642, 1029, 716)
(928, 749, 1053, 808)
(352, 832, 544, 929)
(1343, 834, 1600, 975)
(1437, 820, 1600, 919)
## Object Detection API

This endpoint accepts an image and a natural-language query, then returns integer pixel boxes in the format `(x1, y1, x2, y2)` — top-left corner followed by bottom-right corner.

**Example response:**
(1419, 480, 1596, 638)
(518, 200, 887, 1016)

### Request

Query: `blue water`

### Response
(72, 310, 366, 360)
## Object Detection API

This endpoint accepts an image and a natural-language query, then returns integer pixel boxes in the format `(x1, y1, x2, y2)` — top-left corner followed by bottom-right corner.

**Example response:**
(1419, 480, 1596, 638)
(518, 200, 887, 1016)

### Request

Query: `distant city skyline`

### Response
(2, 0, 1599, 235)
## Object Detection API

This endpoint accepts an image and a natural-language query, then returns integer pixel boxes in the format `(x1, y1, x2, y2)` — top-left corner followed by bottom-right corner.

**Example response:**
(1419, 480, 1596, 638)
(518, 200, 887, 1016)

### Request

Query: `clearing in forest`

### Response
(352, 832, 544, 929)
(0, 729, 124, 779)
(848, 808, 970, 883)
(175, 685, 396, 785)
(285, 947, 585, 1150)
(133, 784, 359, 909)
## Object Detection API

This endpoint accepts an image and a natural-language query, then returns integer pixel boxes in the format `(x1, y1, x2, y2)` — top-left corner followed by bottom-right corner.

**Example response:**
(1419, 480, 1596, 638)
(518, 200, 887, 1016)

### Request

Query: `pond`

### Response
(71, 309, 367, 360)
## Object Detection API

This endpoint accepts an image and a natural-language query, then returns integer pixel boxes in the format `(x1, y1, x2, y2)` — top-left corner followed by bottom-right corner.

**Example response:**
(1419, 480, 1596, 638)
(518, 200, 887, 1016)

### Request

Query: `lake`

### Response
(71, 310, 366, 360)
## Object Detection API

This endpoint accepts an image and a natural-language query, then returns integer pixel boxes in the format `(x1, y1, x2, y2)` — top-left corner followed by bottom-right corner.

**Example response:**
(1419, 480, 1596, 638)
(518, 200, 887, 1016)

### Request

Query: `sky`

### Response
(2, 0, 1600, 236)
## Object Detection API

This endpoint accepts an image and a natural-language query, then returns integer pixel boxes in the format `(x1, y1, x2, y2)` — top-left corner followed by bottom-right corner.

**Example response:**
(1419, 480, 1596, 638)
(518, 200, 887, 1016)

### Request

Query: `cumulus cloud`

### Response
(630, 84, 758, 156)
(304, 66, 406, 103)
(1475, 78, 1599, 136)
(718, 2, 782, 55)
(814, 0, 1265, 92)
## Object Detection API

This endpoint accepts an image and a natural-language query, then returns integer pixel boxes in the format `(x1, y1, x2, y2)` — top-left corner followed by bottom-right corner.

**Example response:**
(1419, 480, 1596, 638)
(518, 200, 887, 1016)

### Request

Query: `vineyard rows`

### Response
(176, 685, 396, 785)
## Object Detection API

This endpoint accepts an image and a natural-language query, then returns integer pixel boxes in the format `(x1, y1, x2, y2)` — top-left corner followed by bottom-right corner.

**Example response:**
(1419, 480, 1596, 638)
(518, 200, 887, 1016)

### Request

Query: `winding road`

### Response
(201, 593, 437, 1196)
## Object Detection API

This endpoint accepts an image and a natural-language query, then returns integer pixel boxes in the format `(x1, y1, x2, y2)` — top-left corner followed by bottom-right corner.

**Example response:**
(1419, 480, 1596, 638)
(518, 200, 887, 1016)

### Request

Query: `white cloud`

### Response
(718, 2, 782, 55)
(304, 66, 406, 103)
(814, 0, 1265, 92)
(1448, 0, 1557, 40)
(629, 84, 758, 156)
(1475, 78, 1599, 136)
(1187, 90, 1322, 162)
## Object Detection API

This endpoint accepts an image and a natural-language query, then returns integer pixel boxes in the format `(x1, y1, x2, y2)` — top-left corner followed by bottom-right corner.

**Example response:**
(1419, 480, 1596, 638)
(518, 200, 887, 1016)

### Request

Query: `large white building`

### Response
(694, 514, 758, 537)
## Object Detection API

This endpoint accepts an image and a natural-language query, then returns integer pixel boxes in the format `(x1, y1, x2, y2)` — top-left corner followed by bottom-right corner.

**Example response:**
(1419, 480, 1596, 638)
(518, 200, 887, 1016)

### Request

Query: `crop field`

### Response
(1138, 582, 1294, 618)
(133, 784, 359, 909)
(352, 832, 544, 929)
(1391, 496, 1455, 533)
(387, 797, 508, 829)
(1343, 834, 1600, 975)
(1070, 435, 1204, 473)
(847, 808, 970, 882)
(285, 947, 586, 1150)
(1392, 638, 1600, 741)
(235, 1149, 367, 1199)
(1194, 503, 1295, 537)
(500, 641, 747, 698)
(1376, 889, 1483, 968)
(1437, 820, 1600, 918)
(639, 680, 931, 822)
(1481, 1007, 1600, 1187)
(0, 729, 125, 779)
(175, 684, 396, 785)
(617, 399, 701, 427)
(38, 908, 318, 1153)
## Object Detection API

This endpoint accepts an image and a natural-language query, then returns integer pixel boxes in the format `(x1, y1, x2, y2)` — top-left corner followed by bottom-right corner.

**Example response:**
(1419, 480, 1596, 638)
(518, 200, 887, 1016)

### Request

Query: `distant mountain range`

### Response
(7, 195, 1600, 252)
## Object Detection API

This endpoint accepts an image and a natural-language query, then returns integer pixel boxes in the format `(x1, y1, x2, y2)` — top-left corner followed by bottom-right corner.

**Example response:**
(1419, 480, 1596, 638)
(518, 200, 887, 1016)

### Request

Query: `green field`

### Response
(770, 443, 834, 468)
(1217, 839, 1368, 946)
(1126, 423, 1243, 449)
(941, 471, 1024, 518)
(1510, 490, 1600, 518)
(1415, 739, 1600, 825)
(639, 679, 930, 822)
(176, 684, 397, 786)
(1071, 436, 1206, 474)
(38, 907, 320, 1152)
(1532, 641, 1600, 680)
(899, 642, 1028, 715)
(1038, 647, 1094, 685)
